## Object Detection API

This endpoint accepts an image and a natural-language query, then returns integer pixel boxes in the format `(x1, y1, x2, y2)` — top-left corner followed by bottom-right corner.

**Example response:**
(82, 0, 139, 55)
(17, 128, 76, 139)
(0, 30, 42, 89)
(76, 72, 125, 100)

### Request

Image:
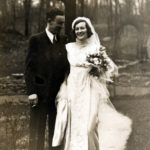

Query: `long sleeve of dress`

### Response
(98, 50, 118, 82)
(104, 52, 118, 77)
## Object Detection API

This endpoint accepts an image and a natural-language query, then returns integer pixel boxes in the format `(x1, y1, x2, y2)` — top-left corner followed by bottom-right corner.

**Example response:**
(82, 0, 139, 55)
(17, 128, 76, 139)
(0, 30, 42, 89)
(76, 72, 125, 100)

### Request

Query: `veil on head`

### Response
(72, 17, 118, 80)
(72, 17, 101, 50)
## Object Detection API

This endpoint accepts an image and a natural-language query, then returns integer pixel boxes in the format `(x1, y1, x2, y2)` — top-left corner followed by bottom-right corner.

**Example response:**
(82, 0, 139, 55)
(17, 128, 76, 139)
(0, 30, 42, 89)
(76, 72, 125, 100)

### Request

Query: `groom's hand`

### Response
(28, 94, 38, 107)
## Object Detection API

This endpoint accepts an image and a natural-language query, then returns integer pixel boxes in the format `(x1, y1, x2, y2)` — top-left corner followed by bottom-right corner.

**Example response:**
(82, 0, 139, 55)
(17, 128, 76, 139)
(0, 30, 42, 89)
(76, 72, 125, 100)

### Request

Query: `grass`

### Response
(0, 101, 29, 150)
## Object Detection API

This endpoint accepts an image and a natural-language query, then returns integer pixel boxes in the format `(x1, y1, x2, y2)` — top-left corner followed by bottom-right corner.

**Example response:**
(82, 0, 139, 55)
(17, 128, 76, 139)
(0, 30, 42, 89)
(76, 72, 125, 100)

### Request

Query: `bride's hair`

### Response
(71, 19, 93, 41)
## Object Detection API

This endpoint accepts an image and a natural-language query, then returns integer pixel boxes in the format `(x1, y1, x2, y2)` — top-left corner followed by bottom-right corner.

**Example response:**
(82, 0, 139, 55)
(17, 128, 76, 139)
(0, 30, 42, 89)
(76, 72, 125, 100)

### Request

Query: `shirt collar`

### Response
(45, 27, 54, 43)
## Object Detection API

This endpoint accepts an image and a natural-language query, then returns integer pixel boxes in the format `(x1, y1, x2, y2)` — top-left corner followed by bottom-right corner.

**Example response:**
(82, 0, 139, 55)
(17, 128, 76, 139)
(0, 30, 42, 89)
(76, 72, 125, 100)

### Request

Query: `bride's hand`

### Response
(84, 62, 97, 67)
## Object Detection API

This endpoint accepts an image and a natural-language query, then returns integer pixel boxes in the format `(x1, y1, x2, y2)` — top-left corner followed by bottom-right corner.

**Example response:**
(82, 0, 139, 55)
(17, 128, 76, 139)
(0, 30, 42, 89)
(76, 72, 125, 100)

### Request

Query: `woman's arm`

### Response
(101, 50, 118, 79)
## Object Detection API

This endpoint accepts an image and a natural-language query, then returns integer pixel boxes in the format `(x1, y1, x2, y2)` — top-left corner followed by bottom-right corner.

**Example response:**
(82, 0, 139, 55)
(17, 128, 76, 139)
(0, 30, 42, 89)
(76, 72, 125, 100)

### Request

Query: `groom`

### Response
(25, 8, 69, 150)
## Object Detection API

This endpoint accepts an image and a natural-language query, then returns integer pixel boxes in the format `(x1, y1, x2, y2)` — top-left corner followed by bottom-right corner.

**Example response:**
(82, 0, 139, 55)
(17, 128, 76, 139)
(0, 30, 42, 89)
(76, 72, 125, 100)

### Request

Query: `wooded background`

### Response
(0, 1, 150, 149)
(0, 0, 150, 59)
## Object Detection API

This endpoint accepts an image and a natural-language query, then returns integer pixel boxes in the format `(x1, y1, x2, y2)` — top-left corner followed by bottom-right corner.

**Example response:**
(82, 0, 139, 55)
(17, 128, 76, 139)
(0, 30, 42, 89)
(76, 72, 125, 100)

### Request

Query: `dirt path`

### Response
(0, 95, 150, 150)
(113, 96, 150, 150)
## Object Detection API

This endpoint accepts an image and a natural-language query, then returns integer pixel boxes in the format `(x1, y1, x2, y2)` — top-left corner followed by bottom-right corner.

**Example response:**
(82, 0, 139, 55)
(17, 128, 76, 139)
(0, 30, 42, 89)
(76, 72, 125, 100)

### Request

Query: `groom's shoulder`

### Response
(29, 31, 46, 41)
(59, 34, 68, 44)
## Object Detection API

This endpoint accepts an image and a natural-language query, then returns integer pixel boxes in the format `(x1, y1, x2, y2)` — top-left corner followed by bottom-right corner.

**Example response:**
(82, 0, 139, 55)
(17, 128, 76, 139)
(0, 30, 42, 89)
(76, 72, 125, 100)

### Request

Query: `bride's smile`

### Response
(75, 22, 88, 41)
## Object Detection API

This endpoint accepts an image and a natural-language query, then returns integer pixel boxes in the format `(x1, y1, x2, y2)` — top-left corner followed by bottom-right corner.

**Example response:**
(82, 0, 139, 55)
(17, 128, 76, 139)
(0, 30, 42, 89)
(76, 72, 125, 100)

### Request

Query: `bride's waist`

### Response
(68, 66, 90, 77)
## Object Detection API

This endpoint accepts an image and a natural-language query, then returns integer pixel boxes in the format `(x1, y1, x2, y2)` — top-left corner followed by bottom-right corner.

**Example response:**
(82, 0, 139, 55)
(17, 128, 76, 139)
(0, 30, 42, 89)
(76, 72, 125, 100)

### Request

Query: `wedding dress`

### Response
(52, 41, 132, 150)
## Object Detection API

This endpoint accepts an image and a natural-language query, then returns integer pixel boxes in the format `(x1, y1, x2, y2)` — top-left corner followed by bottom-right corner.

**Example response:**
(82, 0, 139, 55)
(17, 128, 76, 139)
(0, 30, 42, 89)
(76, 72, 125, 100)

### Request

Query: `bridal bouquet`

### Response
(86, 46, 110, 78)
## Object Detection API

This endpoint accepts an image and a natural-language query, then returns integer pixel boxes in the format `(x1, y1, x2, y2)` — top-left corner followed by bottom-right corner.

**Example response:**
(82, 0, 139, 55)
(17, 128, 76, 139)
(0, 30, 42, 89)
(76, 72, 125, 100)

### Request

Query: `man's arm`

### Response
(25, 36, 37, 96)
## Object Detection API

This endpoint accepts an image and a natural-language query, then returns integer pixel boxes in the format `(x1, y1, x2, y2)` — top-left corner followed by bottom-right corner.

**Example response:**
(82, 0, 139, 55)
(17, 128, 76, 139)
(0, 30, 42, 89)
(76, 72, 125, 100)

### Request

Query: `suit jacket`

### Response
(25, 31, 69, 104)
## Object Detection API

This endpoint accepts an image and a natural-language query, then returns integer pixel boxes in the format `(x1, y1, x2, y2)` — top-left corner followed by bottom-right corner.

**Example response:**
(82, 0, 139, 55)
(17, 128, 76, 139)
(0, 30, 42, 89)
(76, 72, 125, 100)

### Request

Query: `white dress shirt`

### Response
(45, 27, 55, 43)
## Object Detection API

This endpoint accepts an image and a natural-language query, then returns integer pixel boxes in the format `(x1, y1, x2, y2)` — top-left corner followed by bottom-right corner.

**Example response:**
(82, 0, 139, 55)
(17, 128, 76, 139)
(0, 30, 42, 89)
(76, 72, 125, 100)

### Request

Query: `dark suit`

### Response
(25, 31, 69, 150)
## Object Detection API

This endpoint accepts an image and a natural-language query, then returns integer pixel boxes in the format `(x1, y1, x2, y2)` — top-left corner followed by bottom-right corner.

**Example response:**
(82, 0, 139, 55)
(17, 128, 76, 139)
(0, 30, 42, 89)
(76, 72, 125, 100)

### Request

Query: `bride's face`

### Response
(75, 22, 88, 41)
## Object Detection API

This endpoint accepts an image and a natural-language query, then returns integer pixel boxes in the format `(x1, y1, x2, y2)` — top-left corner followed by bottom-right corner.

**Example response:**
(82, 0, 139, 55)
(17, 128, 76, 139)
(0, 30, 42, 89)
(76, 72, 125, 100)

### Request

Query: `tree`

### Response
(80, 0, 84, 16)
(38, 0, 44, 32)
(65, 0, 76, 38)
(113, 0, 121, 58)
(0, 0, 8, 29)
(107, 0, 113, 36)
(24, 0, 31, 36)
(11, 0, 17, 30)
(46, 0, 50, 11)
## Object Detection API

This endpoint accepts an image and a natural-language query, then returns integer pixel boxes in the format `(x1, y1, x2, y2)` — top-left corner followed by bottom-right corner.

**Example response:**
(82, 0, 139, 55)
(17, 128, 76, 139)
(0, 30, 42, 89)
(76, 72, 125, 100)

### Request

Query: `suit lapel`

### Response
(42, 31, 53, 45)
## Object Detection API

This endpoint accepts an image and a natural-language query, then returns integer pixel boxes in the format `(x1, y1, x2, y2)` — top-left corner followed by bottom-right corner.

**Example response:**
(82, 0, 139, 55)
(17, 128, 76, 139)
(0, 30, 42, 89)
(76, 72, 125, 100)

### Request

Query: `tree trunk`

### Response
(65, 0, 76, 40)
(24, 0, 31, 37)
(12, 0, 16, 31)
(0, 0, 8, 29)
(38, 0, 44, 32)
(80, 0, 84, 16)
(107, 0, 113, 36)
(113, 0, 119, 58)
(46, 0, 50, 11)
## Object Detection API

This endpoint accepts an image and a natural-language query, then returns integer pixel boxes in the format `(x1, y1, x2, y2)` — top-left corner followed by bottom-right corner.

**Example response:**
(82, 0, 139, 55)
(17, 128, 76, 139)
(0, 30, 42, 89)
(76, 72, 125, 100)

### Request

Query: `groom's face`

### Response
(48, 15, 65, 35)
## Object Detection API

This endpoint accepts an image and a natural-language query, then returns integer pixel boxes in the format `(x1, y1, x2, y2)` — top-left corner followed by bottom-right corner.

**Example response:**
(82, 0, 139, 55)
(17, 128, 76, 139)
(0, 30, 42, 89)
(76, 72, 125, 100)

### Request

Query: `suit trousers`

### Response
(29, 102, 63, 150)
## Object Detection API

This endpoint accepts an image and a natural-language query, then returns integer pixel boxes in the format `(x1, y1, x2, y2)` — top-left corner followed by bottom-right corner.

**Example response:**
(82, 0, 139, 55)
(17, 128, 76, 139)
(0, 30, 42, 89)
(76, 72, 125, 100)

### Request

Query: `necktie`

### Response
(53, 35, 57, 43)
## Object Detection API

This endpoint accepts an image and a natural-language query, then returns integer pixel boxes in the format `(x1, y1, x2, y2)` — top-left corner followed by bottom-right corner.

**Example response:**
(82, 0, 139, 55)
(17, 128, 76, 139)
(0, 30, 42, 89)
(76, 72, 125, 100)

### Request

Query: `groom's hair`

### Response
(46, 8, 64, 22)
(72, 20, 93, 39)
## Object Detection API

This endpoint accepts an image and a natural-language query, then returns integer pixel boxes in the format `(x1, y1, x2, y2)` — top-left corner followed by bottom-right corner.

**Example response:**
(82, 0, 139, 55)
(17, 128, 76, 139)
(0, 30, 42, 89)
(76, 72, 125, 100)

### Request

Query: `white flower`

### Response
(93, 58, 100, 65)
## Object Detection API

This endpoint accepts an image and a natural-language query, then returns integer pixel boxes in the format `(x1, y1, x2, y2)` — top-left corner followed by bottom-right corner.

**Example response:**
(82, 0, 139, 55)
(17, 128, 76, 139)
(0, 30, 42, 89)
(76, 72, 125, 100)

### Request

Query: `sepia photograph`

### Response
(0, 0, 150, 150)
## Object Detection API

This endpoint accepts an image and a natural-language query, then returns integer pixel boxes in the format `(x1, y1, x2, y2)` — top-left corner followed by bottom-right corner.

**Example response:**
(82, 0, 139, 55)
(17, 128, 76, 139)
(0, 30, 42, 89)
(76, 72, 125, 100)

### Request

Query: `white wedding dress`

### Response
(52, 42, 132, 150)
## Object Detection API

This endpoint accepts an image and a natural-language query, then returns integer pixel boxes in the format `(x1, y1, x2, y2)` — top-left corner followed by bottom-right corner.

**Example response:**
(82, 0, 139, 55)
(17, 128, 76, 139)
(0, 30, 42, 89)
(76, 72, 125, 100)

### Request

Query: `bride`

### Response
(52, 17, 132, 150)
